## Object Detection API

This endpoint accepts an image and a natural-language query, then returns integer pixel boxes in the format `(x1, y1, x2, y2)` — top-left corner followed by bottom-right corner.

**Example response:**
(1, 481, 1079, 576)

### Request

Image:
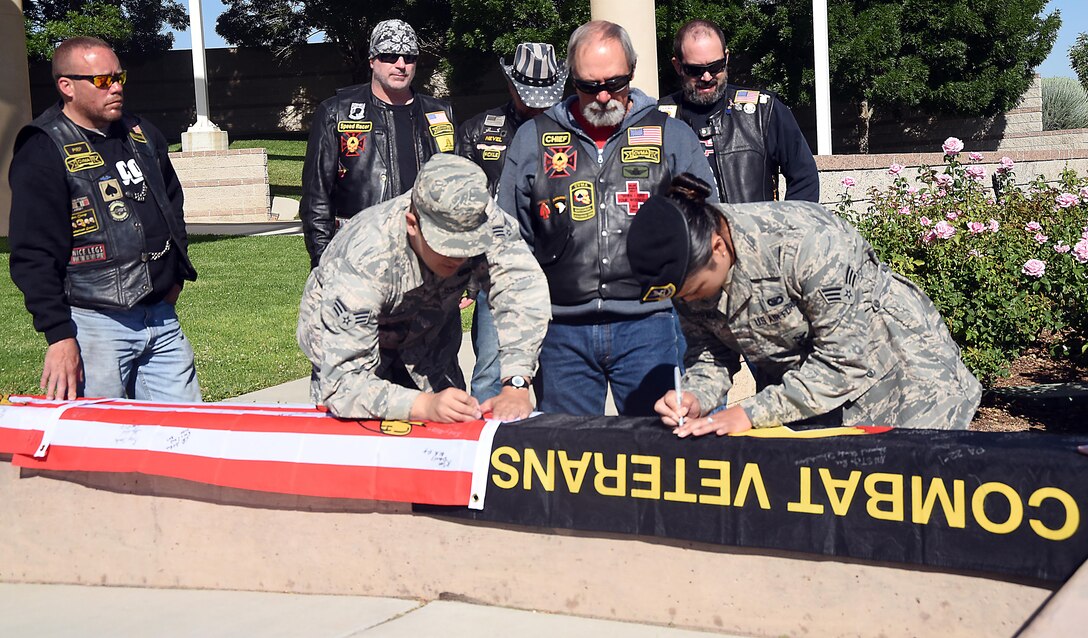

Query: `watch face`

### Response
(507, 376, 528, 389)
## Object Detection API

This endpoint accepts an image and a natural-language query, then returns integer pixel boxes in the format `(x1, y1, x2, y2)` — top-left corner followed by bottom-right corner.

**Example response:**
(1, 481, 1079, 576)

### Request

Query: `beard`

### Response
(682, 77, 728, 106)
(581, 98, 626, 127)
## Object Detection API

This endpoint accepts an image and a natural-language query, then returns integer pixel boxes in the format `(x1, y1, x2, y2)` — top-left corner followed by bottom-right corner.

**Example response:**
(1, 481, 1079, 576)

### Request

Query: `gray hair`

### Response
(567, 20, 637, 72)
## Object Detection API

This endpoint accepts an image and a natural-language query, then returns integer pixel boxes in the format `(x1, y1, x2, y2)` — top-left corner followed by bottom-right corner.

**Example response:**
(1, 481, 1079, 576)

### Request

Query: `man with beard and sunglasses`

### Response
(9, 37, 200, 402)
(658, 20, 819, 204)
(301, 19, 456, 268)
(499, 21, 716, 417)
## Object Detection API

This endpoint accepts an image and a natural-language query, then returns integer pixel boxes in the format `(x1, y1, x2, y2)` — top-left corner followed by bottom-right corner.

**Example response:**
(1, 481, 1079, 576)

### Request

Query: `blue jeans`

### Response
(71, 302, 202, 402)
(470, 291, 502, 402)
(536, 310, 684, 417)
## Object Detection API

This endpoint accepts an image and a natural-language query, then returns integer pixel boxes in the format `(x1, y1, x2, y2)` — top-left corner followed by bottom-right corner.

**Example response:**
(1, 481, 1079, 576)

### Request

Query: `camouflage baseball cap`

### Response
(369, 19, 420, 58)
(411, 154, 495, 259)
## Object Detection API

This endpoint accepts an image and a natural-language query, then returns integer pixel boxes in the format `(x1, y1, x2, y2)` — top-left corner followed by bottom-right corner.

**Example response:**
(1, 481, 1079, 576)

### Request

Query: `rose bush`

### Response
(838, 145, 1088, 384)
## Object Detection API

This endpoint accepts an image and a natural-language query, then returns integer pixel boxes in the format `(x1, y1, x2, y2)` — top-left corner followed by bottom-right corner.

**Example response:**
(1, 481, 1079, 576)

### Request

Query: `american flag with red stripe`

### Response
(627, 126, 662, 146)
(0, 396, 499, 508)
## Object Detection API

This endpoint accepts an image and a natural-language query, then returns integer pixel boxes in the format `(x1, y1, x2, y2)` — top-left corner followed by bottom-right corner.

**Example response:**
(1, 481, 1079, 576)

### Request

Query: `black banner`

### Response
(427, 415, 1088, 582)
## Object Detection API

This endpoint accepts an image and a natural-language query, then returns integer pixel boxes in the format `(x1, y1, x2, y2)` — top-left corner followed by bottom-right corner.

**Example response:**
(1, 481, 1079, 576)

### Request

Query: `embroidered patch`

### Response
(63, 142, 93, 157)
(551, 196, 568, 217)
(627, 126, 662, 146)
(820, 266, 859, 304)
(657, 104, 678, 118)
(483, 133, 505, 143)
(544, 145, 577, 178)
(349, 102, 366, 120)
(108, 200, 130, 222)
(622, 165, 650, 179)
(484, 114, 506, 127)
(340, 132, 365, 157)
(429, 122, 454, 137)
(620, 147, 661, 164)
(98, 178, 123, 202)
(536, 200, 552, 220)
(569, 181, 595, 221)
(615, 181, 650, 215)
(491, 223, 509, 238)
(541, 132, 571, 146)
(735, 89, 760, 104)
(71, 196, 91, 212)
(426, 111, 450, 125)
(480, 146, 504, 161)
(337, 121, 373, 133)
(642, 284, 676, 303)
(65, 152, 104, 173)
(333, 298, 372, 330)
(70, 243, 107, 265)
(71, 206, 99, 236)
(129, 130, 147, 144)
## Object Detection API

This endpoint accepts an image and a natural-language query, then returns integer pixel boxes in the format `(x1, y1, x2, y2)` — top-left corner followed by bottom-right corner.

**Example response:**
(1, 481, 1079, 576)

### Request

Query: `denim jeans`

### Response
(535, 310, 684, 417)
(71, 301, 202, 402)
(470, 291, 502, 402)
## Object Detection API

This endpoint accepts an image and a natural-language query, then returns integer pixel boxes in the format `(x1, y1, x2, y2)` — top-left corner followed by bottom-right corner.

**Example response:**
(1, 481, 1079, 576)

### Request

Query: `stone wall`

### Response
(170, 148, 270, 222)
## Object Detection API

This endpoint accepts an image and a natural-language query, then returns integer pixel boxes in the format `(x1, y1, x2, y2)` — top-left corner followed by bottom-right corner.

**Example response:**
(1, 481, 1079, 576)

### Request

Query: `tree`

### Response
(1071, 32, 1088, 91)
(24, 0, 189, 60)
(743, 0, 1060, 152)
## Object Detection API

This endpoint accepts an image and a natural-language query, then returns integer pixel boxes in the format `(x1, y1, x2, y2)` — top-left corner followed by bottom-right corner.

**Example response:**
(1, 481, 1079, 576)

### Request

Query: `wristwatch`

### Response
(502, 375, 531, 389)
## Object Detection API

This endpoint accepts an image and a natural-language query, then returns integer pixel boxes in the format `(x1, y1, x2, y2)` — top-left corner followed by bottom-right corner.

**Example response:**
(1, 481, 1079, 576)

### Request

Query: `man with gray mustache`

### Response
(498, 20, 715, 417)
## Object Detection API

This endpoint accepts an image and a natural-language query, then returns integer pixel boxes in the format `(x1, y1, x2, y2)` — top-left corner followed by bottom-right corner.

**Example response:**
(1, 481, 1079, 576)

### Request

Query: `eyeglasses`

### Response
(571, 73, 633, 95)
(375, 53, 419, 64)
(680, 58, 727, 78)
(60, 71, 128, 89)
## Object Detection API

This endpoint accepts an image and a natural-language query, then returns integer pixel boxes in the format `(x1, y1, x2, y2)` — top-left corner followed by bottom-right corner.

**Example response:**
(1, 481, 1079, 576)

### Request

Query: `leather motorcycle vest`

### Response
(459, 103, 522, 196)
(659, 86, 776, 203)
(23, 103, 191, 310)
(333, 84, 455, 218)
(529, 110, 671, 305)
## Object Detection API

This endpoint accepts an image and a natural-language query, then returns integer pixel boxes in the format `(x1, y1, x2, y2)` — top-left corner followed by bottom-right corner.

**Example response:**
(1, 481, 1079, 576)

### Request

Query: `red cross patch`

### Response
(615, 181, 650, 215)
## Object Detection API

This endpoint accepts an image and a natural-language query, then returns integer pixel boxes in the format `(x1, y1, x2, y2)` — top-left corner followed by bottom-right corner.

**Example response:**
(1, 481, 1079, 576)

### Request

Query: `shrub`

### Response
(835, 140, 1088, 385)
(1071, 32, 1088, 91)
(1041, 77, 1088, 130)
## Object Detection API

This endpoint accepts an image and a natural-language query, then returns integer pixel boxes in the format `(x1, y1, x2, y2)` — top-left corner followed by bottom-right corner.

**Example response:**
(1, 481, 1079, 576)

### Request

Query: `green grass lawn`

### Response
(169, 138, 307, 202)
(1, 235, 314, 402)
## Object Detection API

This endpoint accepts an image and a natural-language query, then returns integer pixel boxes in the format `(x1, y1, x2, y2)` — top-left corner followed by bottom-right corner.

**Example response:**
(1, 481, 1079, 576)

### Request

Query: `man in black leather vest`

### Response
(300, 19, 456, 268)
(658, 20, 819, 204)
(9, 37, 200, 402)
(456, 42, 567, 403)
(499, 21, 717, 417)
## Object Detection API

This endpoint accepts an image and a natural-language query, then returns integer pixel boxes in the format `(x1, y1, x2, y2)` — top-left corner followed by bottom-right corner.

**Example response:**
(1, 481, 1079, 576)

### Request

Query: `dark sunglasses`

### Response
(375, 53, 419, 64)
(60, 71, 127, 89)
(680, 58, 727, 78)
(571, 73, 633, 95)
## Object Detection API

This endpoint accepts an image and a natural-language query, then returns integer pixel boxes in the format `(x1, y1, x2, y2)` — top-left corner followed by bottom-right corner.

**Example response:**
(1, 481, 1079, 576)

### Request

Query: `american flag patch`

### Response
(627, 126, 662, 146)
(735, 90, 760, 104)
(426, 111, 450, 125)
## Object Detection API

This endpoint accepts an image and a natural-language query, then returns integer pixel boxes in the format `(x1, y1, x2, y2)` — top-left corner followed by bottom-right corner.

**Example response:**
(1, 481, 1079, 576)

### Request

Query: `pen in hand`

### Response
(674, 366, 684, 428)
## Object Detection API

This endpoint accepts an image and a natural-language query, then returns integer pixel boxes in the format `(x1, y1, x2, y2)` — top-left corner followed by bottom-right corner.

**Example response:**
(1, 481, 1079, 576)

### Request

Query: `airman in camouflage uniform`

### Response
(628, 183, 982, 433)
(297, 154, 550, 422)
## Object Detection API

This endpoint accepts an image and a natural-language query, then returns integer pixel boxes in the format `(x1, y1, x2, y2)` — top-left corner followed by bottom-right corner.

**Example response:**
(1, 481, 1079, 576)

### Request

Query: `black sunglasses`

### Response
(571, 73, 633, 95)
(375, 53, 419, 64)
(59, 71, 127, 89)
(680, 58, 727, 78)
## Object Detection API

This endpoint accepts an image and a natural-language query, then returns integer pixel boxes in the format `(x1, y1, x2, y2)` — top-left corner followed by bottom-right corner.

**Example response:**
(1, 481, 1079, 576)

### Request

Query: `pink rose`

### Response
(888, 163, 904, 176)
(907, 186, 920, 195)
(935, 220, 955, 239)
(920, 192, 932, 203)
(922, 229, 937, 244)
(1025, 221, 1042, 232)
(1080, 186, 1088, 202)
(969, 152, 983, 162)
(942, 137, 964, 156)
(1056, 193, 1079, 209)
(1073, 239, 1088, 264)
(897, 205, 911, 215)
(1054, 242, 1071, 254)
(988, 219, 1000, 233)
(999, 156, 1015, 171)
(967, 221, 986, 234)
(937, 189, 947, 198)
(936, 174, 954, 187)
(946, 211, 960, 221)
(919, 216, 932, 227)
(1022, 259, 1046, 278)
(841, 176, 856, 188)
(1034, 232, 1048, 244)
(965, 166, 986, 181)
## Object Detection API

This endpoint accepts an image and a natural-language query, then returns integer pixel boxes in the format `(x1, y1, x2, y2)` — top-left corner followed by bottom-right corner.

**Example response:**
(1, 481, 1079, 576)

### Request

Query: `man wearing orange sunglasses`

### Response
(9, 37, 200, 403)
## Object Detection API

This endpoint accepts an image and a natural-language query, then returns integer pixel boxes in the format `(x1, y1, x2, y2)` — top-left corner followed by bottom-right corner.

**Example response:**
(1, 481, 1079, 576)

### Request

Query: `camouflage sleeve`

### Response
(679, 307, 741, 415)
(477, 205, 551, 380)
(739, 223, 878, 427)
(312, 258, 421, 420)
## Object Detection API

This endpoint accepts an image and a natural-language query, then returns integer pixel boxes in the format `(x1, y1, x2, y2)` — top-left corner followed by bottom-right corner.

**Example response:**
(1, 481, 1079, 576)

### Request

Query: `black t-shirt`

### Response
(680, 98, 725, 182)
(8, 117, 184, 343)
(389, 103, 419, 193)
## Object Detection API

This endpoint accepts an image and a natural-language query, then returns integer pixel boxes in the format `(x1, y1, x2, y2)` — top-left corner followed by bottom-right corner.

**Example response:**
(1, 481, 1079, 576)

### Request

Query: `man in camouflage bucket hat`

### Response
(297, 155, 551, 422)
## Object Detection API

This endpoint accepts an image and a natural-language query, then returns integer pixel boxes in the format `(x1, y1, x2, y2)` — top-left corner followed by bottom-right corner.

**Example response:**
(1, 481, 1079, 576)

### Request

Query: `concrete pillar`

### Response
(181, 0, 228, 151)
(590, 0, 659, 98)
(0, 0, 33, 236)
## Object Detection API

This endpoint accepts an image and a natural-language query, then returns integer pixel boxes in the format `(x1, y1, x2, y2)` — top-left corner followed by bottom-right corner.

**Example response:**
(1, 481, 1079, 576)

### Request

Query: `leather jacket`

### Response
(17, 103, 196, 310)
(300, 83, 455, 267)
(455, 101, 526, 196)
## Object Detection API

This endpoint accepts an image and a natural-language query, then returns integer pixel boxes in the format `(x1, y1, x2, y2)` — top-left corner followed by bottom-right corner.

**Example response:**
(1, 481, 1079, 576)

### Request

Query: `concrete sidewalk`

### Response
(0, 584, 742, 637)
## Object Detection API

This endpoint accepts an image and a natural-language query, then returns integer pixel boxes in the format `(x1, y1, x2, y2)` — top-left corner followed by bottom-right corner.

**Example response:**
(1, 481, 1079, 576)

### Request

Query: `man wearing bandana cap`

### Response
(300, 19, 456, 268)
(297, 155, 550, 422)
